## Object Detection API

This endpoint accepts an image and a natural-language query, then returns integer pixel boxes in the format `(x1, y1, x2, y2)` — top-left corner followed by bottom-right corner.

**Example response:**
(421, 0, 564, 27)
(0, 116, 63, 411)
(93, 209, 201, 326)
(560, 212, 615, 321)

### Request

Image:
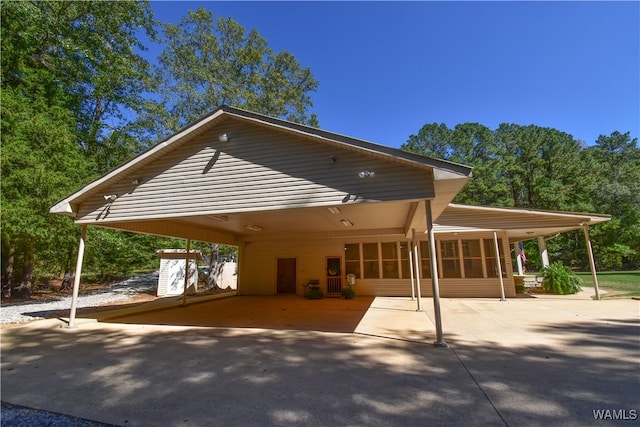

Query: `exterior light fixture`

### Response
(327, 207, 341, 214)
(132, 179, 141, 185)
(211, 215, 229, 222)
(219, 133, 229, 142)
(358, 170, 375, 178)
(246, 224, 263, 232)
(341, 219, 353, 227)
(103, 194, 118, 203)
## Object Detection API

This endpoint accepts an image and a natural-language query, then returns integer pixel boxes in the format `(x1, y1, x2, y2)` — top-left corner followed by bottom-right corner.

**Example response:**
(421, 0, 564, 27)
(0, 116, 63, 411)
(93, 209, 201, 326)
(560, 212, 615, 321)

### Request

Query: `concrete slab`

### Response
(2, 295, 639, 426)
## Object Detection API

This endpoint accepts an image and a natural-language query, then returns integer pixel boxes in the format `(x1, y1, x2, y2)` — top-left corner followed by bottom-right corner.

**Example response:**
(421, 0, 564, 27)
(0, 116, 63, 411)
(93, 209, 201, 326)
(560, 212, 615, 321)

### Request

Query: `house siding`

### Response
(239, 232, 516, 298)
(75, 119, 435, 223)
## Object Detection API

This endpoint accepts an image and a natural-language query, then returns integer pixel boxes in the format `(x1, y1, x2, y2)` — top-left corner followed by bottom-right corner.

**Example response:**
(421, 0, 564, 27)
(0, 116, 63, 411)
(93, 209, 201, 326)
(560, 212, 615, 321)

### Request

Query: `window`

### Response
(345, 243, 361, 279)
(419, 241, 432, 278)
(462, 240, 484, 278)
(362, 243, 380, 279)
(440, 240, 461, 278)
(400, 243, 410, 279)
(484, 238, 507, 278)
(381, 242, 399, 278)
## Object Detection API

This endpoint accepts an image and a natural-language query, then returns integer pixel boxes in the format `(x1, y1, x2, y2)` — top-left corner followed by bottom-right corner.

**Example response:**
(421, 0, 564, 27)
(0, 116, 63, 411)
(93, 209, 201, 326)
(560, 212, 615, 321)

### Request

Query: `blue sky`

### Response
(149, 1, 639, 148)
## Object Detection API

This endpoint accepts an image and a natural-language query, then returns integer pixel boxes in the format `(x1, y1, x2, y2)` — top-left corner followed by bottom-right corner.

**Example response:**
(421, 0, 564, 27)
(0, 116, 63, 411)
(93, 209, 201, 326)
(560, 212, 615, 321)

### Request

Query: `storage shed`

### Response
(156, 250, 202, 297)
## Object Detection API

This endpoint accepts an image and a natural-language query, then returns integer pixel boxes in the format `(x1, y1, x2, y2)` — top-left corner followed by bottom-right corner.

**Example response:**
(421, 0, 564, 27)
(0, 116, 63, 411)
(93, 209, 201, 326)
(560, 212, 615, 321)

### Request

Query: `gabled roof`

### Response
(50, 105, 472, 217)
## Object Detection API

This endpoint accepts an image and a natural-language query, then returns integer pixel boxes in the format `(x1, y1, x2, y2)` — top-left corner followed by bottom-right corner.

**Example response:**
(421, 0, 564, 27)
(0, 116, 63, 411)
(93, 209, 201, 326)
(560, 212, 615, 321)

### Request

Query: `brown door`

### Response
(277, 258, 297, 294)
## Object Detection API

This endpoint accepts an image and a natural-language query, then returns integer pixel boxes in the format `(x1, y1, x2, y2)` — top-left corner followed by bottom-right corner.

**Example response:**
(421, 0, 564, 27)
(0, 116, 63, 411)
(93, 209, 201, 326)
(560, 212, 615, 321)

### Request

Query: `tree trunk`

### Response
(60, 270, 74, 291)
(15, 244, 33, 299)
(2, 245, 15, 298)
(207, 243, 220, 289)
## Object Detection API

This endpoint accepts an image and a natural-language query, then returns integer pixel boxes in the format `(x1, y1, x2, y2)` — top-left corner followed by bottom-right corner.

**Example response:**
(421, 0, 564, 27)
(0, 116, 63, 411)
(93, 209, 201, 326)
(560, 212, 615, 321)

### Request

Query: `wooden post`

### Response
(583, 225, 601, 300)
(408, 240, 416, 301)
(182, 239, 191, 306)
(412, 229, 423, 311)
(425, 200, 446, 347)
(68, 225, 87, 328)
(494, 232, 506, 301)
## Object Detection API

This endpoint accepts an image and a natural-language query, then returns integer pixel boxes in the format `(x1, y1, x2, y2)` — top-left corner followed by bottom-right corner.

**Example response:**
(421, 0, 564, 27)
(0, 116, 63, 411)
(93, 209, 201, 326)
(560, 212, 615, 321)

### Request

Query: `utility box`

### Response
(156, 250, 203, 297)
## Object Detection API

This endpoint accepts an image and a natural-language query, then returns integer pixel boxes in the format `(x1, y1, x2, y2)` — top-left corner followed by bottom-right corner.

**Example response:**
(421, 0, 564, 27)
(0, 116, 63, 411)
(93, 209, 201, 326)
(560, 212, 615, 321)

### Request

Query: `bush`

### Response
(306, 287, 324, 299)
(341, 286, 355, 299)
(542, 261, 583, 295)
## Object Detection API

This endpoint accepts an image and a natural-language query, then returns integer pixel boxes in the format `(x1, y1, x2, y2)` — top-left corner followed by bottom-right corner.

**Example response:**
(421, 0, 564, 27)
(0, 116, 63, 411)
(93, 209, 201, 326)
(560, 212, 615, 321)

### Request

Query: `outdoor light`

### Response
(131, 178, 141, 185)
(341, 219, 353, 227)
(211, 215, 229, 222)
(219, 133, 229, 142)
(103, 194, 118, 203)
(245, 224, 263, 232)
(358, 170, 375, 178)
(327, 207, 341, 214)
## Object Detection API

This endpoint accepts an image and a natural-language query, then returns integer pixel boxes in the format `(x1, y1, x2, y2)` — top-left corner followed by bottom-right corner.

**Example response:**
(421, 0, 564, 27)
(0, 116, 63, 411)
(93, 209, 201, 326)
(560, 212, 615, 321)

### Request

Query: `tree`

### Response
(1, 1, 157, 295)
(144, 7, 319, 140)
(585, 132, 640, 269)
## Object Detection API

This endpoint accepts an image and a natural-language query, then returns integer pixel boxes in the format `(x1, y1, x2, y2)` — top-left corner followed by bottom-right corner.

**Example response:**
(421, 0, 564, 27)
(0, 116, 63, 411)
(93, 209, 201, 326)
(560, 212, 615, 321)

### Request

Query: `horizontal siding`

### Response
(77, 119, 434, 223)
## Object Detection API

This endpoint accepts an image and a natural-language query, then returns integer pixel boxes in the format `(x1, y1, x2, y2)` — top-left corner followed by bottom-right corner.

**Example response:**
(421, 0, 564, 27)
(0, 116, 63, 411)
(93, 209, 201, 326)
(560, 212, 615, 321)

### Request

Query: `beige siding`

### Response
(75, 119, 434, 223)
(238, 232, 516, 298)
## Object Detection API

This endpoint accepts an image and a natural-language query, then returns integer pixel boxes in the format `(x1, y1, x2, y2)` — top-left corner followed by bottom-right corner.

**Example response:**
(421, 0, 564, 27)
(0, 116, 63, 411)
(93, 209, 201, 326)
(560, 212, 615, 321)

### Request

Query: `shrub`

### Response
(306, 287, 324, 299)
(341, 286, 355, 299)
(542, 261, 583, 295)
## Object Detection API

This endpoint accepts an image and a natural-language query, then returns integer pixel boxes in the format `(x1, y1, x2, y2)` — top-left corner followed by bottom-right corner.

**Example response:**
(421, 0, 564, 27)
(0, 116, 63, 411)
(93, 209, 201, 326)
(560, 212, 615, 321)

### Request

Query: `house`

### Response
(51, 106, 609, 337)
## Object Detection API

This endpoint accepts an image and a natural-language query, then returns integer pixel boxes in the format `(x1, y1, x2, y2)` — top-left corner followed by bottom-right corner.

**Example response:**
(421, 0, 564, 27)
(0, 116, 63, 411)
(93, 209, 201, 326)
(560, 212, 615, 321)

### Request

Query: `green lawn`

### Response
(575, 271, 640, 298)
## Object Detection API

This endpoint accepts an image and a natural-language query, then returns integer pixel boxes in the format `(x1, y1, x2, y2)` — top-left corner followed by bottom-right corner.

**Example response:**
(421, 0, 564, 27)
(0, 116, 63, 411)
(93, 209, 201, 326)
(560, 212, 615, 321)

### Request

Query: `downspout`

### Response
(425, 200, 446, 347)
(68, 225, 87, 328)
(582, 224, 601, 300)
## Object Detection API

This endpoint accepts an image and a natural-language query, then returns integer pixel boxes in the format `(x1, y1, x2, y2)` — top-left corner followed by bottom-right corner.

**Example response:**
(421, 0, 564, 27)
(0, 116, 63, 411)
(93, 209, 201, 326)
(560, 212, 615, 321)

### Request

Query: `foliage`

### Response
(542, 262, 583, 295)
(341, 286, 355, 299)
(141, 7, 319, 141)
(306, 287, 324, 300)
(402, 123, 639, 271)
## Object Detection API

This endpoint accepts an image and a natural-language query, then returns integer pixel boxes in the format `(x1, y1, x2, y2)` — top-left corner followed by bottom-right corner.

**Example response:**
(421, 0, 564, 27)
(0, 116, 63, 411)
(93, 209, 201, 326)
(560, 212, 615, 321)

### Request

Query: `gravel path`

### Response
(0, 272, 158, 325)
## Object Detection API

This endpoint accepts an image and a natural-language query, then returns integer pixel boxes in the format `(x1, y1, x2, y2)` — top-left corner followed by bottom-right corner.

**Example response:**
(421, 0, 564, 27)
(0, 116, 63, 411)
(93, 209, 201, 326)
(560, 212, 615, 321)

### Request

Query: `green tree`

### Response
(144, 7, 319, 140)
(1, 1, 157, 295)
(585, 132, 640, 269)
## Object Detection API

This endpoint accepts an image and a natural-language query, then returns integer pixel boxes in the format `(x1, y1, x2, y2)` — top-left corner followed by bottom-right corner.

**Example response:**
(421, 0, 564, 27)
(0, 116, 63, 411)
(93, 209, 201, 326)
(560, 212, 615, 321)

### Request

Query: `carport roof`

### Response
(434, 204, 610, 241)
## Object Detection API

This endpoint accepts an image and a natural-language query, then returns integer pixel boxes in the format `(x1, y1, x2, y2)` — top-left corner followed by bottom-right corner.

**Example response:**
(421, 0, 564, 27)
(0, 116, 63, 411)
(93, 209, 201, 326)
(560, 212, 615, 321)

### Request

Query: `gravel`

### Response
(0, 272, 158, 325)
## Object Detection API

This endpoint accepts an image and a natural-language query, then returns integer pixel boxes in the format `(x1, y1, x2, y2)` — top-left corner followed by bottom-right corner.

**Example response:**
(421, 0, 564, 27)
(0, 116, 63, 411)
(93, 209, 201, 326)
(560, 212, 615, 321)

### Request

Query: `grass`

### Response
(575, 271, 640, 298)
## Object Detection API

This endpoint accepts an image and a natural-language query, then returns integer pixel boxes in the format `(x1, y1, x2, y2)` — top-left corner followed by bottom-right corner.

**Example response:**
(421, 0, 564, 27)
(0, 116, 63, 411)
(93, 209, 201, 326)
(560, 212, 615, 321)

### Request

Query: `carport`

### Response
(50, 106, 609, 344)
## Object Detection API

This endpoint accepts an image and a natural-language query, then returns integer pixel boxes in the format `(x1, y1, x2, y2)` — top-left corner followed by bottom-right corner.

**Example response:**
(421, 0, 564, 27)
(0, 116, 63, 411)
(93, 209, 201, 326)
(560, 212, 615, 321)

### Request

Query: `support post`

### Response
(514, 241, 524, 276)
(68, 225, 87, 328)
(182, 239, 191, 306)
(582, 225, 601, 300)
(408, 240, 416, 301)
(538, 236, 550, 269)
(425, 200, 446, 347)
(494, 232, 506, 301)
(412, 230, 423, 311)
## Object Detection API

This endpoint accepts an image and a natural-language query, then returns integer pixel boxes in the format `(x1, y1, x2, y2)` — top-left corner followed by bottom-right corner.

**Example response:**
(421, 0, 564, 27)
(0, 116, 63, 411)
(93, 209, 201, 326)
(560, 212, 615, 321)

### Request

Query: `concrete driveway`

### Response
(1, 294, 638, 426)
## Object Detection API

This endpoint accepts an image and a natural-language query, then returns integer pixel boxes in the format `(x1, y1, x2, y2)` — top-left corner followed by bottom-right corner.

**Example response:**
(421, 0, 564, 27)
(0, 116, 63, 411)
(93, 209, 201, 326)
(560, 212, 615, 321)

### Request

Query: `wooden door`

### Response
(277, 258, 297, 294)
(326, 256, 342, 296)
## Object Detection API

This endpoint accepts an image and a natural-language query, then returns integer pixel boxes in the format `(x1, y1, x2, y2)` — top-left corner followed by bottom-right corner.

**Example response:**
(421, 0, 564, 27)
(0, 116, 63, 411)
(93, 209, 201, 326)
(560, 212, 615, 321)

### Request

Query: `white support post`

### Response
(412, 229, 423, 311)
(582, 225, 601, 300)
(68, 225, 87, 328)
(425, 200, 446, 347)
(182, 239, 191, 306)
(494, 232, 507, 301)
(538, 236, 550, 269)
(514, 241, 524, 276)
(408, 240, 416, 301)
